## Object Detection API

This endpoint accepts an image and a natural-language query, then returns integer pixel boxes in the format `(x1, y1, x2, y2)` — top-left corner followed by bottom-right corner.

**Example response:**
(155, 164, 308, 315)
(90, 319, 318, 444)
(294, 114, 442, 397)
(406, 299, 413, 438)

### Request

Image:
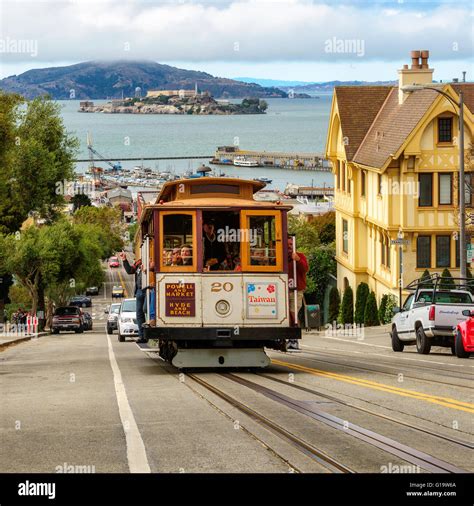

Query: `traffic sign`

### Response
(391, 239, 410, 246)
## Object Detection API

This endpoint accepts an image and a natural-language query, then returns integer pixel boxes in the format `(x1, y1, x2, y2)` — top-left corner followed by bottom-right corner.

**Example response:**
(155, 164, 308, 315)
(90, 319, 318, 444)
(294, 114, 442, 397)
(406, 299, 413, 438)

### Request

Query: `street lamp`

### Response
(402, 84, 467, 278)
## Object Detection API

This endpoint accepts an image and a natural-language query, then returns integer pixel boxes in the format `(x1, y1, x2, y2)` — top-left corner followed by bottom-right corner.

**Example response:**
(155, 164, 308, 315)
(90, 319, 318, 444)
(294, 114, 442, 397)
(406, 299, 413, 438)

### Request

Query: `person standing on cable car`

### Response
(287, 234, 308, 350)
(203, 219, 226, 271)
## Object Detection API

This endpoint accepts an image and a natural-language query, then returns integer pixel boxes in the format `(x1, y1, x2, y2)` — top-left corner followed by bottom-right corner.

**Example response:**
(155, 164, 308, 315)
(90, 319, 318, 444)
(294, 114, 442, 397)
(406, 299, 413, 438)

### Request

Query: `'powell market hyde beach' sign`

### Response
(165, 283, 196, 317)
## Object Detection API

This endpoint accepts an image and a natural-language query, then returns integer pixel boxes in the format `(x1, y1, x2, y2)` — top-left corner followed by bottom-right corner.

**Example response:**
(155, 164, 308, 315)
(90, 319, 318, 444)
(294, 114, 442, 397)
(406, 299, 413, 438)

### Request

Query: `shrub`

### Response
(439, 268, 455, 289)
(354, 282, 369, 324)
(378, 294, 388, 324)
(328, 286, 340, 324)
(419, 269, 433, 288)
(383, 294, 398, 323)
(339, 286, 354, 324)
(364, 291, 380, 326)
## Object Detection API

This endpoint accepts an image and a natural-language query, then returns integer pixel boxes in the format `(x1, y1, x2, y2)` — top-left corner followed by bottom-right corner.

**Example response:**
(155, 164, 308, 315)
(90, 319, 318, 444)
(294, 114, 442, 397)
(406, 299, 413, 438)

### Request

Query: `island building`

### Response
(325, 50, 474, 303)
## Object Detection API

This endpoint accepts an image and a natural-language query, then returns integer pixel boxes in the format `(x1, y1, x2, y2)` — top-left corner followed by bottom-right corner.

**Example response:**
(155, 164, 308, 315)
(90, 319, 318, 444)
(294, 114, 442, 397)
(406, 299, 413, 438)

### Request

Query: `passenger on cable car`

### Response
(171, 247, 183, 266)
(180, 244, 193, 265)
(203, 219, 226, 270)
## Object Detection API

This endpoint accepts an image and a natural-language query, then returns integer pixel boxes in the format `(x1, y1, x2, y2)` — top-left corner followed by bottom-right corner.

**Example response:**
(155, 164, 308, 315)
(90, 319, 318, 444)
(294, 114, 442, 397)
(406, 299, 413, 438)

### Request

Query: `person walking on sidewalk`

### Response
(118, 251, 147, 343)
(288, 235, 308, 350)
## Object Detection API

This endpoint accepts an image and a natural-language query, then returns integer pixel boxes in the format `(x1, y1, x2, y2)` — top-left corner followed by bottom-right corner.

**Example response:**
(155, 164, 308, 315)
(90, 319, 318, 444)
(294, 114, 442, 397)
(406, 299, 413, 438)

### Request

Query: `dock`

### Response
(210, 146, 330, 171)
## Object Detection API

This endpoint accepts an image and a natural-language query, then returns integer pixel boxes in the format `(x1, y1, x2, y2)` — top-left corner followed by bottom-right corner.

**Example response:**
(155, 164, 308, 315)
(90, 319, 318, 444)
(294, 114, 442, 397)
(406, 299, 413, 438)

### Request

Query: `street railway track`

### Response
(222, 373, 468, 474)
(186, 373, 352, 473)
(300, 345, 474, 379)
(257, 372, 474, 450)
(285, 348, 473, 389)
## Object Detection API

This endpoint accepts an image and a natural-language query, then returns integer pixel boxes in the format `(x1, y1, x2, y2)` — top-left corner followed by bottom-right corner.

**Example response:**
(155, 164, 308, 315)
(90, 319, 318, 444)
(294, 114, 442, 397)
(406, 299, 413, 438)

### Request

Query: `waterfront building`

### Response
(325, 51, 474, 303)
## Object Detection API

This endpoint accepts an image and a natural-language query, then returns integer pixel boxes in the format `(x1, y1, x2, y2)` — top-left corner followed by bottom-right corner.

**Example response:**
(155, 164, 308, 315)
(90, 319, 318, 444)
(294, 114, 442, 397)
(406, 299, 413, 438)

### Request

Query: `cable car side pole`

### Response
(293, 235, 298, 326)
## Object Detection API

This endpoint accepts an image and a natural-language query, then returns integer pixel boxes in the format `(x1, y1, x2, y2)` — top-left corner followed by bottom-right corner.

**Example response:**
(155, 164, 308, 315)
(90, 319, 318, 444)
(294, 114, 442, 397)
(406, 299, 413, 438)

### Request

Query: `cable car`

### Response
(135, 177, 301, 368)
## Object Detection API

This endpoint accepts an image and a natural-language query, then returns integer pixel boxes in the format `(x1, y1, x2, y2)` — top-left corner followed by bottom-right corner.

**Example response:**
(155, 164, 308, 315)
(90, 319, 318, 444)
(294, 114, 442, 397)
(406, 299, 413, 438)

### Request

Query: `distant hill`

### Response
(0, 61, 288, 100)
(233, 77, 314, 87)
(278, 80, 396, 95)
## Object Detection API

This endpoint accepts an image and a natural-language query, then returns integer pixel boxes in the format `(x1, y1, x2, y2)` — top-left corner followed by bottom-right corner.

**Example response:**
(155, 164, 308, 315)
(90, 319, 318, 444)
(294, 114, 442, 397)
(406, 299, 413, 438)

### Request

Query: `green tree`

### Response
(354, 282, 369, 324)
(259, 99, 268, 112)
(339, 286, 354, 324)
(328, 286, 340, 324)
(71, 193, 92, 211)
(439, 268, 455, 289)
(364, 291, 380, 326)
(73, 206, 124, 257)
(305, 243, 336, 306)
(383, 294, 398, 323)
(0, 94, 78, 234)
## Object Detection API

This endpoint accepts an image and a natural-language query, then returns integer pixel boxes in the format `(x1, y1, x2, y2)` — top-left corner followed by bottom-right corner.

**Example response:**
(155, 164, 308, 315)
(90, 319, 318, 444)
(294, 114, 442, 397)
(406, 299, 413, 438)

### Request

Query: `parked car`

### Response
(109, 256, 119, 268)
(69, 295, 92, 308)
(85, 286, 99, 296)
(51, 306, 84, 334)
(391, 277, 474, 354)
(454, 309, 474, 358)
(106, 303, 122, 334)
(112, 285, 125, 298)
(117, 298, 138, 342)
(82, 311, 93, 331)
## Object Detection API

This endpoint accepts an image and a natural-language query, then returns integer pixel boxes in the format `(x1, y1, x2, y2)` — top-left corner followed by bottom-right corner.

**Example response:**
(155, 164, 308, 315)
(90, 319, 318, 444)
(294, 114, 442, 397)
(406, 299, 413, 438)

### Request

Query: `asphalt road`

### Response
(1, 262, 472, 474)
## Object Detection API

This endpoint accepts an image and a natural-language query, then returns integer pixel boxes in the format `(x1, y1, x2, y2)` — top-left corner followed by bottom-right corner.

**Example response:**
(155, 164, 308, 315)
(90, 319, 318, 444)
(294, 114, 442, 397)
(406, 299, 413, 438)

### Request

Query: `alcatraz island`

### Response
(79, 87, 269, 115)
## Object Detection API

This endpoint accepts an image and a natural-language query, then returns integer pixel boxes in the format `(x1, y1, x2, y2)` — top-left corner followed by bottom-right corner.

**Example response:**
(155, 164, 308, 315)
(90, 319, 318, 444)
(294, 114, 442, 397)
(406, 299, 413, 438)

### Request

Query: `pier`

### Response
(210, 146, 330, 171)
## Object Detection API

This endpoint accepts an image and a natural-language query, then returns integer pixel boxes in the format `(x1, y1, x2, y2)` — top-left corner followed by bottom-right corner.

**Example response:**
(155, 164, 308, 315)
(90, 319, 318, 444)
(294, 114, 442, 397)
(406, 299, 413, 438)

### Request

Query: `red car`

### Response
(109, 256, 119, 268)
(454, 309, 474, 358)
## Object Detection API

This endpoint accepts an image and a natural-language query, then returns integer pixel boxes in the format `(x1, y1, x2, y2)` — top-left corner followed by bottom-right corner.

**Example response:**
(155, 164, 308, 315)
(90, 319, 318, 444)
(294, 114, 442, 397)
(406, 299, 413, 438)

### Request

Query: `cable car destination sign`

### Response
(165, 283, 196, 317)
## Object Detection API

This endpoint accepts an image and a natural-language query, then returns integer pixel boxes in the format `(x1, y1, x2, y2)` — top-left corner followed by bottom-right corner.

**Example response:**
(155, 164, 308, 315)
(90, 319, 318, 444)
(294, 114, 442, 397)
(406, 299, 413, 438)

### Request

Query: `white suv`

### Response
(117, 298, 138, 342)
(106, 303, 122, 334)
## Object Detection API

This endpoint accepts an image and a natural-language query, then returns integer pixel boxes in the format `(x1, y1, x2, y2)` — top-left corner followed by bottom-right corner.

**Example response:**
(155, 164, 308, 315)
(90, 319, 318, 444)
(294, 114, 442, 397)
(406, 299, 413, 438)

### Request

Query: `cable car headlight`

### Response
(215, 300, 231, 316)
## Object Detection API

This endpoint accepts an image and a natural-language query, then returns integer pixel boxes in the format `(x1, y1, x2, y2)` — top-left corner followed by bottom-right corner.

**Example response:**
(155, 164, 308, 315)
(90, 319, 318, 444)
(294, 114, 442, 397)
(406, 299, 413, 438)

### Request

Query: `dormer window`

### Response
(438, 117, 453, 143)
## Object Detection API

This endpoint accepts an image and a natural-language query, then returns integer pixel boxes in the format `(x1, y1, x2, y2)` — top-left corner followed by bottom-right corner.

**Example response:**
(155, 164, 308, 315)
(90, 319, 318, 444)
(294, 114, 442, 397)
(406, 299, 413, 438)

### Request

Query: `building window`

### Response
(438, 173, 452, 205)
(417, 236, 431, 268)
(342, 219, 348, 254)
(336, 160, 340, 189)
(378, 174, 383, 195)
(361, 171, 366, 197)
(438, 117, 453, 143)
(419, 173, 433, 207)
(436, 235, 451, 268)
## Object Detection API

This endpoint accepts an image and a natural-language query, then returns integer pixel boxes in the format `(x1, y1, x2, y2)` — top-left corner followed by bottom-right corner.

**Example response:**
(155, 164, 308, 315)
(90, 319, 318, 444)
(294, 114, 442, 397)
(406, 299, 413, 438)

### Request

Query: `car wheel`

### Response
(391, 327, 404, 352)
(451, 344, 456, 355)
(75, 326, 84, 334)
(455, 330, 470, 358)
(52, 329, 59, 334)
(118, 334, 125, 342)
(107, 325, 113, 334)
(416, 326, 431, 354)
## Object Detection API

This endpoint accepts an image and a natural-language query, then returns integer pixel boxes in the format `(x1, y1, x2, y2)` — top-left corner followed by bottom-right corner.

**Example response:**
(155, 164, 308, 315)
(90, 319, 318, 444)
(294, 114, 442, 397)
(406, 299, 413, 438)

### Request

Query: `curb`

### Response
(0, 332, 49, 352)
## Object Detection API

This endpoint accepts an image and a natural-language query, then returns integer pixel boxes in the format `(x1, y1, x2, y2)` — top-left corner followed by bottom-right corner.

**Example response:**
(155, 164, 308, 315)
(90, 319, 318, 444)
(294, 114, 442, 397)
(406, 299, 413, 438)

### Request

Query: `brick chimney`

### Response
(398, 50, 434, 104)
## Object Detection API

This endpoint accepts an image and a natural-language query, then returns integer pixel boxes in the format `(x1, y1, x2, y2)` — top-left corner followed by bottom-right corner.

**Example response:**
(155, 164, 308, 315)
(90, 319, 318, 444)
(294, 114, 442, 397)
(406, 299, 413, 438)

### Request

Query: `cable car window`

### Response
(191, 184, 240, 195)
(161, 213, 195, 269)
(249, 215, 277, 266)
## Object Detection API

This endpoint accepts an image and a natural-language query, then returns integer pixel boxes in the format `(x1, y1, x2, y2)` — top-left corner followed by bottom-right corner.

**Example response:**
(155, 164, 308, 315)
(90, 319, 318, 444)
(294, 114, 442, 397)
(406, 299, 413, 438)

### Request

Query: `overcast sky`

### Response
(0, 0, 472, 82)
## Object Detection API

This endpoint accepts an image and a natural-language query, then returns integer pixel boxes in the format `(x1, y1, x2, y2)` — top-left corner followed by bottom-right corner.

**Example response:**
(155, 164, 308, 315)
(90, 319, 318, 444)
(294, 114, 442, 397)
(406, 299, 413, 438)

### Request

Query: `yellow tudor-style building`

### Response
(325, 51, 474, 304)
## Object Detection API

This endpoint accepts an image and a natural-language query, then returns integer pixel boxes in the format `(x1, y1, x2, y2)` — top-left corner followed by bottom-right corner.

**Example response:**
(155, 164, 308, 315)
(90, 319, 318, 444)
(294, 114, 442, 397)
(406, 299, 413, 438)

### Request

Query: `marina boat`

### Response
(253, 177, 272, 184)
(233, 156, 259, 167)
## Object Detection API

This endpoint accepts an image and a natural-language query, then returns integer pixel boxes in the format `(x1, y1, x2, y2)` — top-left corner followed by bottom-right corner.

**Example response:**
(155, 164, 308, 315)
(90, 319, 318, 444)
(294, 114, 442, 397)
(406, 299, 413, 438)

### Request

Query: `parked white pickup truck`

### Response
(391, 285, 474, 355)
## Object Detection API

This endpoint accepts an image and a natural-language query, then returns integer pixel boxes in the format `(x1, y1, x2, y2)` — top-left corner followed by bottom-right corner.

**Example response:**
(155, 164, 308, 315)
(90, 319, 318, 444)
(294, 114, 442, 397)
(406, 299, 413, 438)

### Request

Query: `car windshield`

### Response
(121, 300, 136, 312)
(55, 307, 79, 316)
(110, 304, 121, 313)
(113, 286, 123, 290)
(110, 257, 118, 262)
(70, 297, 82, 301)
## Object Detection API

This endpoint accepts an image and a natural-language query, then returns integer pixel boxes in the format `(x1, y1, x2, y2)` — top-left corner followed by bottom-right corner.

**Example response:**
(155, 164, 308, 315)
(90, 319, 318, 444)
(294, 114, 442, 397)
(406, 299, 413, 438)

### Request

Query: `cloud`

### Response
(0, 0, 471, 64)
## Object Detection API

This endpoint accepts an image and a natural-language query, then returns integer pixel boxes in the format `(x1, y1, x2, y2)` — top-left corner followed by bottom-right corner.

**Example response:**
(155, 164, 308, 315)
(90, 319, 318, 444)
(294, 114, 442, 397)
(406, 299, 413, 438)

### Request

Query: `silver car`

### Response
(106, 303, 122, 334)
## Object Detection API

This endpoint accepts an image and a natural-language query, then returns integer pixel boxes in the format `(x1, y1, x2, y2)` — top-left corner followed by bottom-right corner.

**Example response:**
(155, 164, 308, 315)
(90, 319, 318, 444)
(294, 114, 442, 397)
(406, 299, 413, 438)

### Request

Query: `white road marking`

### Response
(106, 335, 151, 473)
(303, 335, 392, 349)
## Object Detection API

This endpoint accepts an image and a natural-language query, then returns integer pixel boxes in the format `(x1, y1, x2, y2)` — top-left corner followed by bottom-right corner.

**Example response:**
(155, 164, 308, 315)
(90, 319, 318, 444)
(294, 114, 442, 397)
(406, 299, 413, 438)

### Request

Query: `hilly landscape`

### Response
(0, 60, 288, 100)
